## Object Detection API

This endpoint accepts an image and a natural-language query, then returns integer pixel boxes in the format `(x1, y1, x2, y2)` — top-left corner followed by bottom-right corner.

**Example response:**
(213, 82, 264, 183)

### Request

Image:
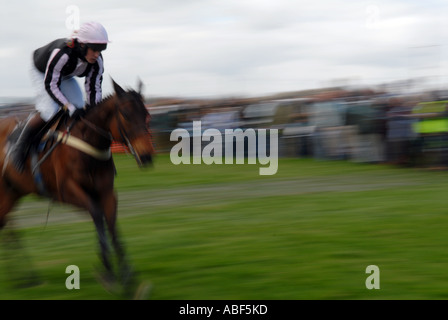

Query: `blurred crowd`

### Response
(148, 87, 448, 169)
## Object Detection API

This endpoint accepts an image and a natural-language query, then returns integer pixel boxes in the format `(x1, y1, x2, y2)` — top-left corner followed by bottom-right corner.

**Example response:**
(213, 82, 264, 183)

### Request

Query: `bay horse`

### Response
(0, 80, 155, 292)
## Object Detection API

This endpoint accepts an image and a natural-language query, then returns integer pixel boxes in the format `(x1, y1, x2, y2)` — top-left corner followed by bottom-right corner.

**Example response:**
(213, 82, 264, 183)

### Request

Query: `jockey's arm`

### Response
(44, 50, 72, 108)
(85, 55, 104, 106)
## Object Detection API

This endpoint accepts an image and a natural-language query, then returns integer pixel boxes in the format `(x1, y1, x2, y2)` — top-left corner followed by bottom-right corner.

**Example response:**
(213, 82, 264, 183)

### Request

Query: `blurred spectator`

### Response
(411, 100, 448, 169)
(309, 95, 347, 160)
(345, 99, 384, 163)
(385, 98, 418, 166)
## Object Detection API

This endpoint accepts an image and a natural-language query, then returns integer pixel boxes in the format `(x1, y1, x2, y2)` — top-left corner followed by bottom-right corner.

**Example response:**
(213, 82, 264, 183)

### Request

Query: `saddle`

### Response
(6, 110, 69, 195)
(8, 110, 68, 148)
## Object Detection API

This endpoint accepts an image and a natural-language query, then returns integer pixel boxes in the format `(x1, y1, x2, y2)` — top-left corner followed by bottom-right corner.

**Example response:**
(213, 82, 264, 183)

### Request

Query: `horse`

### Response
(0, 79, 155, 293)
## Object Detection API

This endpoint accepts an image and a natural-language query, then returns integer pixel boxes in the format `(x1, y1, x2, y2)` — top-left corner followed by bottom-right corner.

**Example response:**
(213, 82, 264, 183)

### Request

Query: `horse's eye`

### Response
(121, 110, 133, 121)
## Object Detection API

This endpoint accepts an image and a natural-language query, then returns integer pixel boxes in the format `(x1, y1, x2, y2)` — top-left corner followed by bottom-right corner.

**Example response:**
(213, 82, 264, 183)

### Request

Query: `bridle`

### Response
(113, 99, 145, 166)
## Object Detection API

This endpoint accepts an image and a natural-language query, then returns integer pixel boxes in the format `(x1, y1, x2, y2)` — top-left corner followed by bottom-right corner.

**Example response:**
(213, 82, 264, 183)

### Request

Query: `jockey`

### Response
(10, 21, 109, 173)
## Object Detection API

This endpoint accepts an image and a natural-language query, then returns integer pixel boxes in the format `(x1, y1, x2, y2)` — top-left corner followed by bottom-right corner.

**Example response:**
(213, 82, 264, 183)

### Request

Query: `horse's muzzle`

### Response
(138, 153, 153, 167)
(131, 133, 155, 167)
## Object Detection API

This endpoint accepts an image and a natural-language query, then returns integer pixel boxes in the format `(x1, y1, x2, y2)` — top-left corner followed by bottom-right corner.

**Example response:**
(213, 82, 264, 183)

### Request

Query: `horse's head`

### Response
(110, 79, 155, 167)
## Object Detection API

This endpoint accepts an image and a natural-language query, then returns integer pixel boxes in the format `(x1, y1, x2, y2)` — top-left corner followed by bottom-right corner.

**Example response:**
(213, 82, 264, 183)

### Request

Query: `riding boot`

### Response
(10, 113, 47, 173)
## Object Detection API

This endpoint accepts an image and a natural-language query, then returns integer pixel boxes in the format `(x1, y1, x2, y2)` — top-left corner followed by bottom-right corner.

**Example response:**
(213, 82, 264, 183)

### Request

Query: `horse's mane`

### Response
(85, 94, 115, 113)
(85, 89, 142, 113)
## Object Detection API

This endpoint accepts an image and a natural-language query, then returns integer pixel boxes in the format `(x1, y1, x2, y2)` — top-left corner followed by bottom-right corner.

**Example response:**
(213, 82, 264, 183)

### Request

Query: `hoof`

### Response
(133, 281, 152, 300)
(94, 269, 119, 295)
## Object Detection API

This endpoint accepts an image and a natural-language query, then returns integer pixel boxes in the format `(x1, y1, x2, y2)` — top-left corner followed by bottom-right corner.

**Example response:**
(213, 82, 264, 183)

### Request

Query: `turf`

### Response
(1, 154, 448, 299)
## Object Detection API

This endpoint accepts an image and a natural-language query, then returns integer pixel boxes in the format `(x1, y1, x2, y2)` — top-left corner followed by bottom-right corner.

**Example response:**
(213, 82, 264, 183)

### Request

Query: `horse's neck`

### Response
(77, 98, 115, 147)
(85, 98, 115, 132)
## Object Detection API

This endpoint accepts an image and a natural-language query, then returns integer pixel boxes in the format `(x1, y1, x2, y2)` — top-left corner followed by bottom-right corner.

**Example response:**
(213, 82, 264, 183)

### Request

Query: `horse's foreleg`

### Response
(101, 191, 134, 285)
(101, 191, 121, 256)
(91, 205, 114, 277)
(62, 179, 113, 276)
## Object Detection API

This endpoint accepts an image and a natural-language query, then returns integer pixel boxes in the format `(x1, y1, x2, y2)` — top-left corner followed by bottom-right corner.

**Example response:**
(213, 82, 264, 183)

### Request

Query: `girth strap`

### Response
(52, 130, 112, 161)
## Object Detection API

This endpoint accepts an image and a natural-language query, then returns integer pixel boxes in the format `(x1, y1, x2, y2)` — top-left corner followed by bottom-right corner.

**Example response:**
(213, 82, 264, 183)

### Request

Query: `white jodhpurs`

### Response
(30, 64, 84, 121)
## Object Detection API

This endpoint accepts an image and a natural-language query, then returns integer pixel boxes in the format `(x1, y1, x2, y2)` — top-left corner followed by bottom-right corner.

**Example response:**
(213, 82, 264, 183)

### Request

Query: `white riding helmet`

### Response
(73, 22, 109, 51)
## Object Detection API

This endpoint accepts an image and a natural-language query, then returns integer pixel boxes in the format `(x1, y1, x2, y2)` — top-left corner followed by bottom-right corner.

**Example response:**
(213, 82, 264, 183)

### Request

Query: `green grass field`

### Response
(1, 153, 448, 299)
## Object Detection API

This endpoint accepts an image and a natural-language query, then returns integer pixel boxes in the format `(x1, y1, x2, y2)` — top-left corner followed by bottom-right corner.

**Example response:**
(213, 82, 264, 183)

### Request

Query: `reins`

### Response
(81, 117, 112, 141)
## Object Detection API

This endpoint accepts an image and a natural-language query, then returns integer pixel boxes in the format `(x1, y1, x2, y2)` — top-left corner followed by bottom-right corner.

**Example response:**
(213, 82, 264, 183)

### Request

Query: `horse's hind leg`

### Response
(0, 187, 41, 288)
(0, 185, 20, 230)
(1, 222, 42, 288)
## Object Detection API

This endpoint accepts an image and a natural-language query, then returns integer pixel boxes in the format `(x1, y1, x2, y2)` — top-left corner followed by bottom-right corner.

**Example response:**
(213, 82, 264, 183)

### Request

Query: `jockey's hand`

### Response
(71, 108, 86, 119)
(63, 103, 77, 116)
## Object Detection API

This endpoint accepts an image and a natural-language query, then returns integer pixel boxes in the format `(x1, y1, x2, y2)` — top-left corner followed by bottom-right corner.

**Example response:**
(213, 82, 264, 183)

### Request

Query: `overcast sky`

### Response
(1, 0, 448, 99)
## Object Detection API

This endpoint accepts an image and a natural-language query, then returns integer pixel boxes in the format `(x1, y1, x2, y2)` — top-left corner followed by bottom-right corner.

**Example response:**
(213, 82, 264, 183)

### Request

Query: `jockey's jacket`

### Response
(33, 38, 104, 107)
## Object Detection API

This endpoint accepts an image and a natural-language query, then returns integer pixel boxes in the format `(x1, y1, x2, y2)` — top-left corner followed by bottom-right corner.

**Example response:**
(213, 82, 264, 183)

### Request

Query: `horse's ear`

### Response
(136, 78, 144, 95)
(112, 78, 125, 97)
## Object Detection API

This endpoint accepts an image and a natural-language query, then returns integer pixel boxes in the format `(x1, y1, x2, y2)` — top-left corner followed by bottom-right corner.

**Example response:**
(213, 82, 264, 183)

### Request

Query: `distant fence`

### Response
(111, 141, 129, 154)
